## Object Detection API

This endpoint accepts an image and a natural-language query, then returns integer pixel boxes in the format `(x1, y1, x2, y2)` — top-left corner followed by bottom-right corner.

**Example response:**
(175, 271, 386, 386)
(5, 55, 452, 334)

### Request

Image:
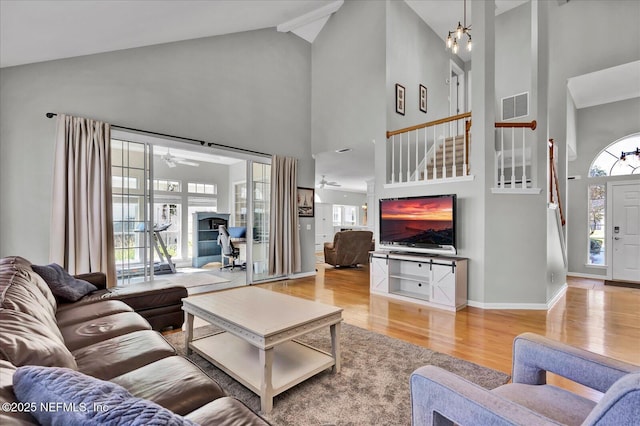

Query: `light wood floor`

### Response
(257, 263, 640, 400)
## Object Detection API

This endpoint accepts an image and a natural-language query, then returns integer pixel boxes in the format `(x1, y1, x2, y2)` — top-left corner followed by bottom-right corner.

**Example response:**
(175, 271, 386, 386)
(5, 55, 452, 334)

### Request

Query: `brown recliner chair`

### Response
(324, 230, 374, 267)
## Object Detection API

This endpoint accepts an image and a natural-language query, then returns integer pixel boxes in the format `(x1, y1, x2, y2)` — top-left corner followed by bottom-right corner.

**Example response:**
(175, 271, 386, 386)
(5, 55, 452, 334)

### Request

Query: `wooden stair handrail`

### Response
(386, 112, 472, 138)
(495, 120, 537, 130)
(548, 138, 566, 226)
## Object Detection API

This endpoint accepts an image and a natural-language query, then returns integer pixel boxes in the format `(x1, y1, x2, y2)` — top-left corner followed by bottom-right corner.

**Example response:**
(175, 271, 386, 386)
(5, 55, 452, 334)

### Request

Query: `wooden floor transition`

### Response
(257, 264, 640, 401)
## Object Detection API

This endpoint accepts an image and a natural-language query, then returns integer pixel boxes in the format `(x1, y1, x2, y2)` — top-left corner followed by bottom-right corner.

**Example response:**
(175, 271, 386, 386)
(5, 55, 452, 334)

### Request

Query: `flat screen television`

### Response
(379, 194, 457, 254)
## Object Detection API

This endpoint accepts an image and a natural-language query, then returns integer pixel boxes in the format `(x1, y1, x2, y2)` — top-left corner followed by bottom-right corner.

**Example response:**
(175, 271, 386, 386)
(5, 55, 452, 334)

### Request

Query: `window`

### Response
(588, 184, 605, 265)
(234, 182, 247, 227)
(153, 179, 180, 192)
(188, 182, 217, 195)
(333, 205, 359, 227)
(589, 133, 640, 176)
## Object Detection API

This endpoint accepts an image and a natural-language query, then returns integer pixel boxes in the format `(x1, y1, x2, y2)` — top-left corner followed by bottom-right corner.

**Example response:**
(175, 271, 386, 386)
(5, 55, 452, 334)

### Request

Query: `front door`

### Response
(610, 182, 640, 282)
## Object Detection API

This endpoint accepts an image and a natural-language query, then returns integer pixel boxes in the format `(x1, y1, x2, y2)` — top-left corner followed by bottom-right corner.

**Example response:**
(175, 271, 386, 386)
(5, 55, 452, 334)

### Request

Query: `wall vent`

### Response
(501, 92, 529, 120)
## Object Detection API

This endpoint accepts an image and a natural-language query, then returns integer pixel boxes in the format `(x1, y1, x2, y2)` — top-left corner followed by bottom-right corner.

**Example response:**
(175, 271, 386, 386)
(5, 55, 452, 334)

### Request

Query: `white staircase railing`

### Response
(386, 112, 472, 185)
(493, 120, 538, 191)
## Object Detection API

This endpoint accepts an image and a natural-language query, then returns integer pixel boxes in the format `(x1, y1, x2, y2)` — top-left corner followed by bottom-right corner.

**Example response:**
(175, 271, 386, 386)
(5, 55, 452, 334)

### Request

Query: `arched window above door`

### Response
(589, 133, 640, 177)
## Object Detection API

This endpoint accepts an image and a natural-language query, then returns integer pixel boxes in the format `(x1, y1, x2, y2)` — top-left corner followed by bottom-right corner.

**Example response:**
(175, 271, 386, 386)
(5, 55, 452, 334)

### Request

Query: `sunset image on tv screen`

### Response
(380, 196, 454, 247)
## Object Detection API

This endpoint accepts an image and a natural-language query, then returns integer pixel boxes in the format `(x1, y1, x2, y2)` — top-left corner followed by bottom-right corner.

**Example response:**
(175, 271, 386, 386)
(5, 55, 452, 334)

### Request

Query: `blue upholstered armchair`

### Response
(410, 333, 639, 425)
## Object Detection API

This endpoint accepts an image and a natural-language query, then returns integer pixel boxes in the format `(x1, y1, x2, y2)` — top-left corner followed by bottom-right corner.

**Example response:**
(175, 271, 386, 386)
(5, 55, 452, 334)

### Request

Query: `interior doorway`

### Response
(450, 60, 465, 135)
(111, 129, 275, 287)
(608, 181, 640, 282)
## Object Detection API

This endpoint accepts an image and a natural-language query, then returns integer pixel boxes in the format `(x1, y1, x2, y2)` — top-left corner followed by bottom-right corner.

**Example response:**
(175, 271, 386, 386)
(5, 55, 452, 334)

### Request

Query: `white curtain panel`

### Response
(50, 114, 116, 287)
(268, 155, 301, 276)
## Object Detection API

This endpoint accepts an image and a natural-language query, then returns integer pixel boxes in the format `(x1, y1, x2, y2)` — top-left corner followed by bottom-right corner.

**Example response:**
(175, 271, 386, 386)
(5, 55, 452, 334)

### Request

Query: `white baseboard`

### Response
(567, 271, 608, 280)
(466, 300, 549, 310)
(547, 283, 567, 309)
(467, 284, 567, 310)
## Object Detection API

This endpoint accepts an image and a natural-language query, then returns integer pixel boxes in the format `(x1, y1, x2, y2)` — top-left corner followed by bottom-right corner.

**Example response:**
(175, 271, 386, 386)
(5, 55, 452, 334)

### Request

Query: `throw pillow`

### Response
(13, 366, 198, 426)
(31, 263, 97, 302)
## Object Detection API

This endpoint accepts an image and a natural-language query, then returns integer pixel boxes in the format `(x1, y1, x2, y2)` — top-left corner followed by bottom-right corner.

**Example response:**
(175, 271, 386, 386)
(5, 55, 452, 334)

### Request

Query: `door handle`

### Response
(614, 237, 621, 240)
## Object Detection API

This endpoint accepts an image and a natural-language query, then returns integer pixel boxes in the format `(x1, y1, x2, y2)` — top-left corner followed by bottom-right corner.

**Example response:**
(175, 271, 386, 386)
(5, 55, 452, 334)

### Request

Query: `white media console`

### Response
(369, 251, 468, 312)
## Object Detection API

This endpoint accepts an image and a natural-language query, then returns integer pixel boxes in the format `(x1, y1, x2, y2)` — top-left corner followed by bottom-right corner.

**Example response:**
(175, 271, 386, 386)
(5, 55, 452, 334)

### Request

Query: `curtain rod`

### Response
(45, 112, 271, 158)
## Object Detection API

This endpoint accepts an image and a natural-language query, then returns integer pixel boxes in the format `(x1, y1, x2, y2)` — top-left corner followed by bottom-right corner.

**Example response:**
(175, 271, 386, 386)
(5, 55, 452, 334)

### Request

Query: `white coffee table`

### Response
(182, 286, 343, 413)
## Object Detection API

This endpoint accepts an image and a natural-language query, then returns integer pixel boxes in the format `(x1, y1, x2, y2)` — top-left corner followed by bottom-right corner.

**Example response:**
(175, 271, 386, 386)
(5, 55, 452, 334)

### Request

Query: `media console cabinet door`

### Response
(370, 256, 389, 293)
(431, 263, 457, 306)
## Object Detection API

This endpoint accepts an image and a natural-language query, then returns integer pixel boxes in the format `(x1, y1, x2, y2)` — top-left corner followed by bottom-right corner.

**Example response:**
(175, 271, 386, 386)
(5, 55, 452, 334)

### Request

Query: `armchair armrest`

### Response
(410, 366, 560, 426)
(513, 333, 638, 393)
(74, 272, 107, 290)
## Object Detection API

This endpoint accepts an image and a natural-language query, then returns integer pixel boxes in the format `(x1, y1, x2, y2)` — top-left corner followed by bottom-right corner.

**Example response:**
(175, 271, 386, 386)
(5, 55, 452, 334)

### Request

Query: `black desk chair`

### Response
(217, 225, 243, 270)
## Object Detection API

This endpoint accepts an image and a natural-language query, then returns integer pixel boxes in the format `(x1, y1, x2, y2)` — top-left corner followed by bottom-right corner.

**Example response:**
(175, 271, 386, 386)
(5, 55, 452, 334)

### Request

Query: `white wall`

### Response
(0, 28, 316, 274)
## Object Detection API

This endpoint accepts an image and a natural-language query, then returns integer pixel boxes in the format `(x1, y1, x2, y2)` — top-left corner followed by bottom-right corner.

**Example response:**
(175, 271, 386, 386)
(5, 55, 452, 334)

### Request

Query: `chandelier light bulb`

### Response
(452, 40, 459, 54)
(456, 22, 463, 39)
(467, 36, 472, 51)
(446, 33, 452, 48)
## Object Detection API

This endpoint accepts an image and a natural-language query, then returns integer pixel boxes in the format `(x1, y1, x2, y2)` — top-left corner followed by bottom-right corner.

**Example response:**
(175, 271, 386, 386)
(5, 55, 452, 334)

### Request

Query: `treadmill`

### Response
(150, 222, 176, 275)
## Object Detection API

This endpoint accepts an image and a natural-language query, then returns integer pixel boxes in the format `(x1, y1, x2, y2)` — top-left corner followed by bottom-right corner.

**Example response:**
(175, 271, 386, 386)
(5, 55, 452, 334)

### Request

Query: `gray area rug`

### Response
(164, 323, 510, 425)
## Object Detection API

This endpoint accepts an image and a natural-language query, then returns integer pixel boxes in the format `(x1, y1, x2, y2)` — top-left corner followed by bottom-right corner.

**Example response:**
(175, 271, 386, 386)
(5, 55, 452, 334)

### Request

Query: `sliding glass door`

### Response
(111, 139, 154, 285)
(247, 160, 281, 283)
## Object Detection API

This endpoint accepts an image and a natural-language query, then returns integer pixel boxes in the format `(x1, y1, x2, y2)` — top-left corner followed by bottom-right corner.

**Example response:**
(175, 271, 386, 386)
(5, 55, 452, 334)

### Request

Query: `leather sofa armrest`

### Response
(75, 272, 107, 290)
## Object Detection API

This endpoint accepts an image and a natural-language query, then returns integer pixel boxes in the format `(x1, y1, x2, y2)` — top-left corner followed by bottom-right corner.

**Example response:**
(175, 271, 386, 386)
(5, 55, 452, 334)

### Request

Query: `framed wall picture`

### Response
(297, 187, 314, 217)
(395, 84, 405, 115)
(419, 84, 427, 113)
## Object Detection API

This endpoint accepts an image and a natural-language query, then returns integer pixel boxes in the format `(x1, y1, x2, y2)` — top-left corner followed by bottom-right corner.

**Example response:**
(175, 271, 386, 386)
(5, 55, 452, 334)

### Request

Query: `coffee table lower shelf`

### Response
(189, 331, 335, 408)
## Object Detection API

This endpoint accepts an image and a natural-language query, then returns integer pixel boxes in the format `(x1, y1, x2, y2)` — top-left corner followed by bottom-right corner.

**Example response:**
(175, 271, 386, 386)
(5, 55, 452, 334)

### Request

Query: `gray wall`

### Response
(311, 0, 386, 157)
(386, 0, 463, 132)
(0, 28, 316, 273)
(548, 0, 640, 232)
(567, 98, 640, 277)
(378, 0, 491, 303)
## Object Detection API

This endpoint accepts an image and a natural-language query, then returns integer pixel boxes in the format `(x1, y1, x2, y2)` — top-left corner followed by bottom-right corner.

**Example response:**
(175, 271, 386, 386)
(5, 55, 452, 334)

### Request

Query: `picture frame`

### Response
(297, 187, 314, 217)
(419, 84, 427, 113)
(395, 83, 405, 115)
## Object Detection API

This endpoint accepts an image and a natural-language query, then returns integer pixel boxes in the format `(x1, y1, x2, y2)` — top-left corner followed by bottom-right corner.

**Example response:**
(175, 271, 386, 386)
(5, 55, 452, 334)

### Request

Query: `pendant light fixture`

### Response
(446, 0, 472, 53)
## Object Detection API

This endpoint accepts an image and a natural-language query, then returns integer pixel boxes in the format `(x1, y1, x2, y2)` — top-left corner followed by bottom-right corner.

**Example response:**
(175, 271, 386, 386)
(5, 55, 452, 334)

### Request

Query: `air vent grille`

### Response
(501, 92, 529, 120)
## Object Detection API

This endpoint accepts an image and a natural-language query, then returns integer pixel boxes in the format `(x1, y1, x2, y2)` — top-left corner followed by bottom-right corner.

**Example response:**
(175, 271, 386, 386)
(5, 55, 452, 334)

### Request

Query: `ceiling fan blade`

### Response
(176, 159, 199, 167)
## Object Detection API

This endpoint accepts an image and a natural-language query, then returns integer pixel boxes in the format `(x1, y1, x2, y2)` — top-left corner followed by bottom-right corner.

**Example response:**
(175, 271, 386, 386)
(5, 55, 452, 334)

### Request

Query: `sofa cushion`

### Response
(0, 360, 39, 425)
(0, 309, 78, 369)
(73, 330, 175, 380)
(112, 356, 226, 415)
(32, 263, 97, 302)
(13, 365, 197, 426)
(60, 311, 152, 351)
(185, 397, 272, 426)
(492, 383, 596, 426)
(56, 299, 133, 327)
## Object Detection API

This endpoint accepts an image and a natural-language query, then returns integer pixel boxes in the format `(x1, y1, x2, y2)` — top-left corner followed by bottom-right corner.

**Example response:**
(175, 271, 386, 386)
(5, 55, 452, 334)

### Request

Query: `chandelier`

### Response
(446, 0, 472, 54)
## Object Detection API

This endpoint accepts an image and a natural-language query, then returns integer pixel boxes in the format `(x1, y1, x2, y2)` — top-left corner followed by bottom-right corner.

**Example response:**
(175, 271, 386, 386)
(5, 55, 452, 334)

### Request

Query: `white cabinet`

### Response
(370, 255, 389, 293)
(315, 203, 334, 251)
(369, 251, 467, 312)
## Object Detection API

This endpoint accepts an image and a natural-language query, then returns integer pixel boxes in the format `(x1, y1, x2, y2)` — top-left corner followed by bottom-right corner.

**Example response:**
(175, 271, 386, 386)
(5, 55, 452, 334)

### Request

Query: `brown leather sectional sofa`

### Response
(0, 256, 269, 425)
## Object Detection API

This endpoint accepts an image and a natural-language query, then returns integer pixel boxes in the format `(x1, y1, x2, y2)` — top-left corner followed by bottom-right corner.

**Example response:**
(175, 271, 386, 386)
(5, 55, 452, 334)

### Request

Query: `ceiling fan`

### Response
(161, 149, 199, 168)
(317, 175, 340, 188)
